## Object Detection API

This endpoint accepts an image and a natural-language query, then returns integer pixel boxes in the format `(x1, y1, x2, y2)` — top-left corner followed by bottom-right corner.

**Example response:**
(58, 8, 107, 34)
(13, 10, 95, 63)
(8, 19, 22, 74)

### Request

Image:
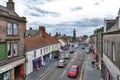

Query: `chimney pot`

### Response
(39, 26, 46, 37)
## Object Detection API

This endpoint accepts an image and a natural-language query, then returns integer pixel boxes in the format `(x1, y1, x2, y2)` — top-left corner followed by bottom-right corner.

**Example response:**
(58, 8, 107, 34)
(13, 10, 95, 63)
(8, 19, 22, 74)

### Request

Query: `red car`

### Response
(68, 65, 79, 78)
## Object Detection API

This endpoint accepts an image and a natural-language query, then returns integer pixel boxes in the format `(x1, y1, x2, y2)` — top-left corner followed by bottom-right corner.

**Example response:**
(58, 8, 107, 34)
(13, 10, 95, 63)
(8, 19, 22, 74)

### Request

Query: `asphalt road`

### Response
(40, 45, 86, 80)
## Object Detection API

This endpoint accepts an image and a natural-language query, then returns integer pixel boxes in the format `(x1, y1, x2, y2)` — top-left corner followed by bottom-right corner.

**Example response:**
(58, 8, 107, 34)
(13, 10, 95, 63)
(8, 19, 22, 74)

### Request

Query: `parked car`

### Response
(64, 53, 70, 59)
(81, 45, 85, 49)
(70, 50, 74, 53)
(57, 60, 66, 68)
(68, 65, 79, 78)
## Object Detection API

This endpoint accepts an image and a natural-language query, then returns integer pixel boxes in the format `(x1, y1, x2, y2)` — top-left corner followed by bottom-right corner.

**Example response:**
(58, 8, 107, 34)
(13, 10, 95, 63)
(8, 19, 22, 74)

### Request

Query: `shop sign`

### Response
(0, 65, 12, 74)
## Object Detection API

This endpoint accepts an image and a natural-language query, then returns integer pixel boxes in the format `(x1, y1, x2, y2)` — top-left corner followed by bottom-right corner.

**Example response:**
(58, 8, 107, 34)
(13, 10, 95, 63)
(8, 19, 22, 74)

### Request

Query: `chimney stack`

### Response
(7, 0, 15, 11)
(39, 26, 46, 38)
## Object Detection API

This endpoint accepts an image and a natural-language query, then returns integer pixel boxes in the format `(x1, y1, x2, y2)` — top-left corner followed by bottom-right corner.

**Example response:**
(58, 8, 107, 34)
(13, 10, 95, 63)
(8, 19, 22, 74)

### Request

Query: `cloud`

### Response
(55, 18, 103, 27)
(70, 7, 83, 11)
(94, 2, 100, 5)
(24, 5, 61, 17)
(23, 0, 57, 5)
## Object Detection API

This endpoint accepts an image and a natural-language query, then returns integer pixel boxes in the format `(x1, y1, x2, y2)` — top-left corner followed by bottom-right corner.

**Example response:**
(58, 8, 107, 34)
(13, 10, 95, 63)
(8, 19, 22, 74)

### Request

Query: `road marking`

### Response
(40, 64, 57, 80)
(60, 60, 71, 78)
(60, 56, 73, 78)
(79, 54, 88, 80)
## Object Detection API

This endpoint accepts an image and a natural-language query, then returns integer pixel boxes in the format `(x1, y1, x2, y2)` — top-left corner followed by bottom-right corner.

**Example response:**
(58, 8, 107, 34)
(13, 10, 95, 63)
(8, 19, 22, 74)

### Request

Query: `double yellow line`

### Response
(79, 54, 88, 80)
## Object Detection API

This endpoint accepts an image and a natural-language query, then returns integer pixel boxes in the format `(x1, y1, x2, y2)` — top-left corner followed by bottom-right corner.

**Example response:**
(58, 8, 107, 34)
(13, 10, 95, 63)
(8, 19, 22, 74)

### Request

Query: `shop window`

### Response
(3, 71, 10, 80)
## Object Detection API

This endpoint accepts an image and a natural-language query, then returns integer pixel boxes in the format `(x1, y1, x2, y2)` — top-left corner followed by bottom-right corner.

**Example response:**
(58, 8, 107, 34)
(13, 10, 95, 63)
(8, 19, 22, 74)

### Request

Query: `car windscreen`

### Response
(70, 68, 76, 72)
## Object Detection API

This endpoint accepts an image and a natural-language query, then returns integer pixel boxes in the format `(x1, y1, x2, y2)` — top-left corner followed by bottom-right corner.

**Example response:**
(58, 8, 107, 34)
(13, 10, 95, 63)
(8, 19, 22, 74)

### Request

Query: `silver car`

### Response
(57, 60, 66, 68)
(64, 54, 70, 59)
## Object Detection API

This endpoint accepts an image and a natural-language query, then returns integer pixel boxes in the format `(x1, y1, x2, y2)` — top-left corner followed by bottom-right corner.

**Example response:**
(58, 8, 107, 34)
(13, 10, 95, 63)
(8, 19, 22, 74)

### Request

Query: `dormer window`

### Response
(7, 23, 18, 35)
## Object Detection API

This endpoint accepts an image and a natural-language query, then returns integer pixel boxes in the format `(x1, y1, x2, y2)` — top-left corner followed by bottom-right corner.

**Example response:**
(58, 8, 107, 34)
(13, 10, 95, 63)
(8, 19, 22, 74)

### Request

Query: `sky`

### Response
(0, 0, 120, 36)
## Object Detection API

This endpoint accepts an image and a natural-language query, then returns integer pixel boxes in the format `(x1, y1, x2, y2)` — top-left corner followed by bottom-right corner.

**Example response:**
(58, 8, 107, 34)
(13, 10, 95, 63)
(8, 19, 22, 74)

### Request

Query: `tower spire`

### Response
(73, 29, 76, 42)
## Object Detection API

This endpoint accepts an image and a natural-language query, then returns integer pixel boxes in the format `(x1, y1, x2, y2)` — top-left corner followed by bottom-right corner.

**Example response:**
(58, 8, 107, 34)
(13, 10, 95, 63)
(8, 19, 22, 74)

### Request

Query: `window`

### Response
(49, 46, 50, 51)
(7, 23, 12, 34)
(13, 24, 18, 34)
(40, 49, 42, 55)
(44, 48, 45, 53)
(34, 51, 36, 58)
(13, 43, 18, 56)
(7, 23, 18, 35)
(104, 40, 106, 54)
(7, 42, 18, 57)
(107, 41, 110, 57)
(7, 43, 12, 57)
(112, 43, 116, 61)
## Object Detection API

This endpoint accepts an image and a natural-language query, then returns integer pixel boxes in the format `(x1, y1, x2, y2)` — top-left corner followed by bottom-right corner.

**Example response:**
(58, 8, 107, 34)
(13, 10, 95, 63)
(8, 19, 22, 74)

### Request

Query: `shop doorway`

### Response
(33, 58, 41, 71)
(15, 65, 24, 80)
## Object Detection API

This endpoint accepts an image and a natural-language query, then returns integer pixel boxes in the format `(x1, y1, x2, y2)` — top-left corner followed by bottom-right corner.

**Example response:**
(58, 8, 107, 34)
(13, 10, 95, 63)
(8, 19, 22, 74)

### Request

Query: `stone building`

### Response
(94, 27, 104, 70)
(0, 0, 27, 80)
(101, 9, 120, 80)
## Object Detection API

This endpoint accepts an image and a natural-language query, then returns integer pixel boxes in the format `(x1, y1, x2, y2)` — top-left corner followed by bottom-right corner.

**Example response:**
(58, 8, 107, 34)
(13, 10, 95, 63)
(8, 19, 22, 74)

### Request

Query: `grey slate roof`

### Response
(26, 30, 39, 36)
(107, 21, 119, 32)
(0, 5, 19, 17)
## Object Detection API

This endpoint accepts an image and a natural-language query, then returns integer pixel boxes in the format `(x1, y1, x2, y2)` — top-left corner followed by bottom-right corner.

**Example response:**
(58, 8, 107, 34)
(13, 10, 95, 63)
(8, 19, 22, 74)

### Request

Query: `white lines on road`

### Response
(60, 62, 70, 78)
(40, 64, 57, 80)
(60, 53, 76, 78)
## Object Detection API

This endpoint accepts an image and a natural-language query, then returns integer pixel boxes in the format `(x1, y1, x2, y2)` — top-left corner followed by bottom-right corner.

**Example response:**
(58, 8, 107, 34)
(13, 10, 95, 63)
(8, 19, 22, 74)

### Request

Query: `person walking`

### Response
(92, 60, 95, 67)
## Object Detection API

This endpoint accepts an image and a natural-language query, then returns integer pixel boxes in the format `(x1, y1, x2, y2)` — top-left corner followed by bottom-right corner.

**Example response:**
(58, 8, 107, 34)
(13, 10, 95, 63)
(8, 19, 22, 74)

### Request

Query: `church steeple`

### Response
(73, 29, 76, 42)
(7, 0, 15, 11)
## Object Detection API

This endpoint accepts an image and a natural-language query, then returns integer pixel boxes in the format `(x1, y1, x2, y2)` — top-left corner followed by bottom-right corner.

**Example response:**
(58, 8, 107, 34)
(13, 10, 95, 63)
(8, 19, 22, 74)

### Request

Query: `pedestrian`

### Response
(96, 61, 99, 69)
(92, 60, 95, 67)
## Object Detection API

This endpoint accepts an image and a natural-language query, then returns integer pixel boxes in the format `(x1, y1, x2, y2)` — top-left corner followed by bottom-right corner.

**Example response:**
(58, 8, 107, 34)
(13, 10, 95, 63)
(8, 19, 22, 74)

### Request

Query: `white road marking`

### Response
(60, 57, 73, 78)
(41, 64, 57, 80)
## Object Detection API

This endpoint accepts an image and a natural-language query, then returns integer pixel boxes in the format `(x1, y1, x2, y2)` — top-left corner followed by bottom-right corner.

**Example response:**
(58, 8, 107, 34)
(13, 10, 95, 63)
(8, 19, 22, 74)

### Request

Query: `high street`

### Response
(40, 45, 86, 80)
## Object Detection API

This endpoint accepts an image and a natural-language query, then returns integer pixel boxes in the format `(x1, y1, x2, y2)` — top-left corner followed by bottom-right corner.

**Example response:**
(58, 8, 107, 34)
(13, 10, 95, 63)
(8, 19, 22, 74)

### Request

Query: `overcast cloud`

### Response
(0, 0, 120, 36)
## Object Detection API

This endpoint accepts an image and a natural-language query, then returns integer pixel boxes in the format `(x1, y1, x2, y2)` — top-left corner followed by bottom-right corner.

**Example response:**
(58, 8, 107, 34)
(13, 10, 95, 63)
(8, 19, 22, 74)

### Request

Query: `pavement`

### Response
(25, 60, 57, 80)
(83, 53, 103, 80)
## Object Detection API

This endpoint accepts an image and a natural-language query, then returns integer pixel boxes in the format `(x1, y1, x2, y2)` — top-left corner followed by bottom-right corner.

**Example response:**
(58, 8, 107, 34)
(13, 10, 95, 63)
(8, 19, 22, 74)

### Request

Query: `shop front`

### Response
(101, 60, 116, 80)
(14, 64, 24, 80)
(0, 58, 25, 80)
(0, 71, 11, 80)
(0, 65, 12, 80)
(32, 58, 41, 71)
(43, 54, 50, 64)
(51, 50, 60, 60)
